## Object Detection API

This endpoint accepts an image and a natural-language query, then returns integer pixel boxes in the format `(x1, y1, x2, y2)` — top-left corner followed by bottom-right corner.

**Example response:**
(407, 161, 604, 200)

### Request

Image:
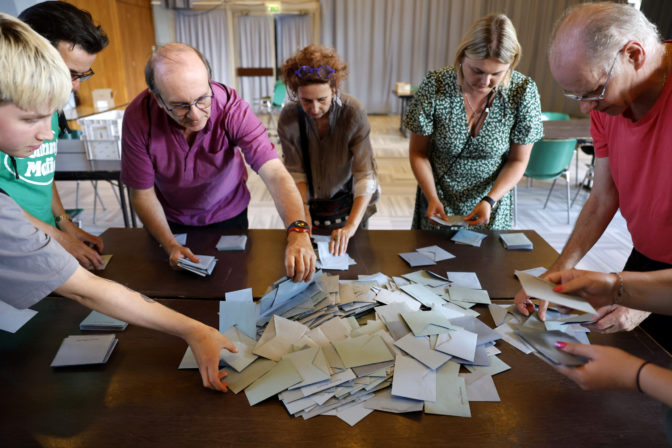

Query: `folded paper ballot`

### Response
(430, 215, 468, 228)
(216, 235, 247, 251)
(451, 229, 487, 247)
(0, 300, 38, 333)
(80, 310, 128, 331)
(516, 270, 597, 314)
(416, 245, 455, 262)
(95, 254, 113, 271)
(398, 251, 435, 267)
(499, 233, 533, 250)
(177, 255, 217, 277)
(51, 334, 118, 367)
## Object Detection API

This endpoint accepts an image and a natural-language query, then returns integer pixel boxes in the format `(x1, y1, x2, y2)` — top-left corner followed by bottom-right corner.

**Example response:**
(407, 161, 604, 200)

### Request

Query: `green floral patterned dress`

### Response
(404, 66, 543, 230)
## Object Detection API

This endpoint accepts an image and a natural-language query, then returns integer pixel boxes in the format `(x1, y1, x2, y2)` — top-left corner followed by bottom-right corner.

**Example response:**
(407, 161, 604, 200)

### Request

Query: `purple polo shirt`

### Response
(121, 82, 278, 226)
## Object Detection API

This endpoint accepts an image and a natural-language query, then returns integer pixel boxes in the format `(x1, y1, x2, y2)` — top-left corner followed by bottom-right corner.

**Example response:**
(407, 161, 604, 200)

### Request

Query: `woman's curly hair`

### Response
(280, 44, 348, 95)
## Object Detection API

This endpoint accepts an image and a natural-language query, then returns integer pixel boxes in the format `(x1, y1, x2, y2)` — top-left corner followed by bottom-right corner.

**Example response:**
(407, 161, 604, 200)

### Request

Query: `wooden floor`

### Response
(55, 115, 632, 273)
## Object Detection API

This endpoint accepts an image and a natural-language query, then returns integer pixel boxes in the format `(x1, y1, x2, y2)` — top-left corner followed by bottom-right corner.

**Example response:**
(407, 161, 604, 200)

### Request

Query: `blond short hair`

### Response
(0, 13, 70, 112)
(454, 13, 521, 88)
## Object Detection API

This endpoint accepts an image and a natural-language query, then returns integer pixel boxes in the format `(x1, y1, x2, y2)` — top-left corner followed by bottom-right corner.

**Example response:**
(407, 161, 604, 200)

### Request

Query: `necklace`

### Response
(463, 90, 489, 120)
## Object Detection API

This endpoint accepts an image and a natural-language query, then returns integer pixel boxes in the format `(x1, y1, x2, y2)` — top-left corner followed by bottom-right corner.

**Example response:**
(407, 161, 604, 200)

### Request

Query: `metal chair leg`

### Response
(543, 179, 558, 209)
(513, 184, 517, 227)
(565, 171, 571, 224)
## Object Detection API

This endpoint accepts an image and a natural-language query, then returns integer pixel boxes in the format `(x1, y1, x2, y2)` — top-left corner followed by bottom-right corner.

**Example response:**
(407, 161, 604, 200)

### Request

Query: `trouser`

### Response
(622, 248, 672, 352)
(168, 208, 249, 234)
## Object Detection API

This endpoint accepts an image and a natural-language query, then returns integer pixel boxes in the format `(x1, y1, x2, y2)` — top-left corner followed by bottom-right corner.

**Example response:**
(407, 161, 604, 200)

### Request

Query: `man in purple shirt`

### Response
(121, 43, 314, 282)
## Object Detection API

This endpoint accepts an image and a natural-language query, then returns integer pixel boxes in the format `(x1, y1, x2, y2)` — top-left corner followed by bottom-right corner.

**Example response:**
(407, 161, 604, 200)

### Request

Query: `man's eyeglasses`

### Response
(70, 69, 95, 82)
(158, 84, 214, 117)
(563, 49, 622, 102)
(294, 65, 335, 80)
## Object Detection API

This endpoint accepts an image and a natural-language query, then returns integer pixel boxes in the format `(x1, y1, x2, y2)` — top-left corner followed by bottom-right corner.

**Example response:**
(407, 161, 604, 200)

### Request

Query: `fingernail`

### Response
(555, 341, 567, 349)
(553, 285, 563, 292)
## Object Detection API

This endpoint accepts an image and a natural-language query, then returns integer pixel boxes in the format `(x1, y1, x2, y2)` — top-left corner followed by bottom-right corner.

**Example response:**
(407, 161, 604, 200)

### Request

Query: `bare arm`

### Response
(129, 187, 199, 268)
(515, 157, 619, 318)
(465, 142, 532, 226)
(51, 182, 104, 250)
(24, 206, 103, 269)
(258, 159, 315, 282)
(55, 266, 237, 391)
(408, 132, 448, 220)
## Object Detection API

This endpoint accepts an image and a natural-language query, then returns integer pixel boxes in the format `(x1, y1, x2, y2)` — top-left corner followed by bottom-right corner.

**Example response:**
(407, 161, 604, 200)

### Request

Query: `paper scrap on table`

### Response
(451, 229, 487, 247)
(416, 245, 455, 262)
(216, 235, 247, 251)
(515, 270, 597, 314)
(0, 300, 37, 333)
(398, 251, 435, 267)
(446, 272, 482, 289)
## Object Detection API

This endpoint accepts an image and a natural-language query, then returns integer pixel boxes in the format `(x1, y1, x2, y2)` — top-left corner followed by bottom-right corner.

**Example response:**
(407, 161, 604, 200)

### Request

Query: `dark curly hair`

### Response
(280, 44, 348, 95)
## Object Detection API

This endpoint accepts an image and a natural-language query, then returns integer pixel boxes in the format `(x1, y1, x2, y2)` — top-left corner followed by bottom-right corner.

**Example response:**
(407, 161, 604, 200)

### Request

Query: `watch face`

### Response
(294, 221, 309, 229)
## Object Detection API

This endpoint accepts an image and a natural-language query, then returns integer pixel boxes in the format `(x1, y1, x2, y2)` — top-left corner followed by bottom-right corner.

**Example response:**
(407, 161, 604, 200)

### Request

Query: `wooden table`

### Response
(2, 297, 669, 447)
(542, 119, 591, 140)
(55, 140, 136, 227)
(97, 228, 559, 299)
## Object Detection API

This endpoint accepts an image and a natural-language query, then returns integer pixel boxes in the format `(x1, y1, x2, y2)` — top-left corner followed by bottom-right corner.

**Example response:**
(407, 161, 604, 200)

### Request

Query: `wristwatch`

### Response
(287, 220, 311, 235)
(481, 196, 496, 208)
(55, 213, 72, 224)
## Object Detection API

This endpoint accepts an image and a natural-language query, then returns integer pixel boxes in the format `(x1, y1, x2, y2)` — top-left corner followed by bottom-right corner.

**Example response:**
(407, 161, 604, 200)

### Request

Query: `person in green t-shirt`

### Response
(0, 2, 110, 268)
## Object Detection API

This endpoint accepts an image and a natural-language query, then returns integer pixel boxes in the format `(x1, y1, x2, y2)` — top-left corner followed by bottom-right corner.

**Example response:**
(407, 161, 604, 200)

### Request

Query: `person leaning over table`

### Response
(405, 13, 543, 230)
(545, 268, 672, 441)
(514, 2, 672, 350)
(0, 1, 108, 269)
(120, 43, 315, 282)
(0, 12, 236, 392)
(277, 44, 379, 256)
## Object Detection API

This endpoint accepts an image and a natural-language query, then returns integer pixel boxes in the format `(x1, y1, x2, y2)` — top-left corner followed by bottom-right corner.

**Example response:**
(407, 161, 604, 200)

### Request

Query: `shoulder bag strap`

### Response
(298, 106, 314, 199)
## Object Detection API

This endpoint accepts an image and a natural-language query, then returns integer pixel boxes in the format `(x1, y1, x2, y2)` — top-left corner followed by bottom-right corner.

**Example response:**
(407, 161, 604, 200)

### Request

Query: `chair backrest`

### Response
(541, 111, 570, 121)
(524, 139, 577, 181)
(271, 80, 287, 108)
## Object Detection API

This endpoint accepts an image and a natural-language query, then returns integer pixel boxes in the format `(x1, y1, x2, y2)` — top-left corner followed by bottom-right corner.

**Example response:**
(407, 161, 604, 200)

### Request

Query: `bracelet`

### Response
(611, 271, 624, 304)
(55, 213, 72, 224)
(481, 196, 496, 208)
(287, 220, 311, 236)
(636, 360, 651, 393)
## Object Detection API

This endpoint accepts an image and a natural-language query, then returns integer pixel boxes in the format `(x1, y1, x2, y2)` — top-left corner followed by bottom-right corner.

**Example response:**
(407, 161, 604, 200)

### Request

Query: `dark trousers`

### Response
(622, 248, 672, 352)
(167, 208, 249, 234)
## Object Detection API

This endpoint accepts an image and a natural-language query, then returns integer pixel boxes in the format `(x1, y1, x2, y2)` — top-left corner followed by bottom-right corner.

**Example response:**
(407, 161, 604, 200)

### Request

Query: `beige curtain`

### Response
(321, 0, 589, 116)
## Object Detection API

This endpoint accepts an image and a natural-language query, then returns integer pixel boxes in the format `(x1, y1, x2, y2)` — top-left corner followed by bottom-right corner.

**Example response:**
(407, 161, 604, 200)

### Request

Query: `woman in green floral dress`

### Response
(405, 13, 543, 230)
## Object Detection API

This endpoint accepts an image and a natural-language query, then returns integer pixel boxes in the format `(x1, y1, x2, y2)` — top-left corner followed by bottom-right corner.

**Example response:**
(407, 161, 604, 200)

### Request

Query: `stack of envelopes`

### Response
(80, 310, 128, 331)
(499, 233, 533, 250)
(51, 334, 118, 367)
(177, 255, 217, 277)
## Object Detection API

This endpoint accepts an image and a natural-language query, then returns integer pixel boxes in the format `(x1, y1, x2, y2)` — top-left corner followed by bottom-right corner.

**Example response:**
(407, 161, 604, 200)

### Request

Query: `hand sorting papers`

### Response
(515, 270, 597, 314)
(178, 255, 217, 277)
(430, 215, 468, 228)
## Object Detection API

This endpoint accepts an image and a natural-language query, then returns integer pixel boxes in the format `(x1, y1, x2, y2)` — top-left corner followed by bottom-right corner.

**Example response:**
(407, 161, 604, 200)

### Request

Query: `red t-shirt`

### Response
(592, 76, 672, 264)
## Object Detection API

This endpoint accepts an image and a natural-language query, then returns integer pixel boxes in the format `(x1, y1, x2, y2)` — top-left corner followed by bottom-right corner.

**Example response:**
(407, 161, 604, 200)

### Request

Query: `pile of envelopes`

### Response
(180, 268, 593, 426)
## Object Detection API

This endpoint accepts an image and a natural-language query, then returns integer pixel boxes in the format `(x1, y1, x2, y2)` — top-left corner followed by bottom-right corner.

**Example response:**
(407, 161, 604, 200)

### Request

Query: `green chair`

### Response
(514, 138, 577, 224)
(541, 111, 570, 121)
(259, 80, 287, 140)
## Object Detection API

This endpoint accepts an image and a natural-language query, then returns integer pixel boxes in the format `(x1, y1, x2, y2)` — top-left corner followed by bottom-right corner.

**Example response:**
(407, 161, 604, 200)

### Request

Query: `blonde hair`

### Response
(454, 13, 521, 87)
(0, 13, 70, 112)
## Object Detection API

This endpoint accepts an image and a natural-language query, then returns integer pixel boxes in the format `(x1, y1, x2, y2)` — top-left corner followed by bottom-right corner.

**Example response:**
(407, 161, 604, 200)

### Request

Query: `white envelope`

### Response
(391, 354, 436, 402)
(400, 309, 459, 336)
(435, 328, 478, 362)
(516, 271, 597, 314)
(393, 333, 452, 370)
(332, 334, 394, 368)
(220, 327, 259, 372)
(253, 315, 308, 361)
(283, 346, 332, 389)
